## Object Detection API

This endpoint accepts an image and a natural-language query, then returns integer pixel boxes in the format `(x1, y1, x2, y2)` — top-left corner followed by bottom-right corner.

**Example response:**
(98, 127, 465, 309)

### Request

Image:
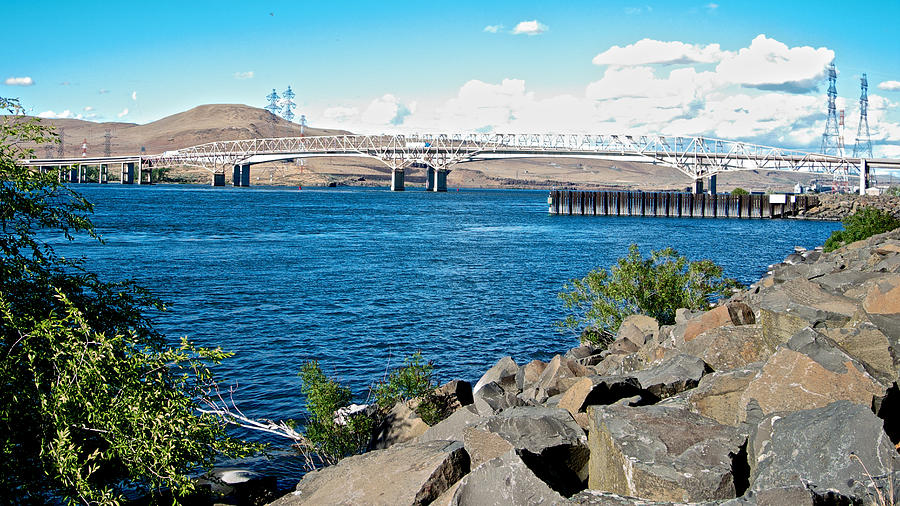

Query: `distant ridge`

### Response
(15, 104, 350, 157)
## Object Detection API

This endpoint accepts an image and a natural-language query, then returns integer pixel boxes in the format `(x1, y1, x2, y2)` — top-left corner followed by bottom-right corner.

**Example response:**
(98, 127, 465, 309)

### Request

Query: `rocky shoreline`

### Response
(264, 225, 900, 505)
(797, 193, 900, 221)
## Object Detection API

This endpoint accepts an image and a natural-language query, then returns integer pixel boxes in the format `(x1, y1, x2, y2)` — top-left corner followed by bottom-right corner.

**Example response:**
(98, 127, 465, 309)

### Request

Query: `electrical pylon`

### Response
(853, 73, 873, 159)
(820, 63, 843, 156)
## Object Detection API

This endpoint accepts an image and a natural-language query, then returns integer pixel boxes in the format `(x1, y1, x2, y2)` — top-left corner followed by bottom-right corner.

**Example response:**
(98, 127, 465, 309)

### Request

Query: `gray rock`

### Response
(516, 359, 549, 391)
(418, 405, 483, 443)
(686, 364, 763, 427)
(473, 356, 518, 394)
(557, 375, 644, 416)
(272, 440, 469, 506)
(633, 354, 710, 399)
(433, 379, 474, 409)
(679, 325, 769, 372)
(587, 404, 747, 502)
(448, 450, 567, 505)
(472, 381, 525, 415)
(523, 355, 593, 403)
(749, 400, 898, 503)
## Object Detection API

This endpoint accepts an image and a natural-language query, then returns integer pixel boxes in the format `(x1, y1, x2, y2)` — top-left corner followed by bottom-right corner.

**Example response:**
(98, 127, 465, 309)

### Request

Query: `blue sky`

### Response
(3, 1, 900, 156)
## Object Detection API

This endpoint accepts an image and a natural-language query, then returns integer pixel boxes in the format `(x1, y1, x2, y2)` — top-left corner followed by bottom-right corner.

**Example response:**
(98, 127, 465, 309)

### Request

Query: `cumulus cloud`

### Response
(131, 91, 137, 101)
(323, 106, 359, 123)
(83, 106, 93, 111)
(117, 108, 129, 118)
(234, 71, 254, 79)
(512, 20, 547, 35)
(483, 24, 502, 33)
(593, 39, 731, 66)
(879, 81, 900, 91)
(5, 76, 34, 86)
(362, 94, 413, 126)
(715, 34, 833, 93)
(37, 110, 81, 119)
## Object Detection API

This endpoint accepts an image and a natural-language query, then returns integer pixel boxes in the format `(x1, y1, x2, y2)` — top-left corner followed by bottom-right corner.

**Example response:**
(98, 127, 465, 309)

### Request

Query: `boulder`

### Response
(736, 328, 887, 423)
(522, 354, 592, 403)
(749, 400, 898, 503)
(557, 375, 643, 416)
(446, 450, 567, 505)
(679, 325, 770, 372)
(418, 405, 483, 443)
(686, 364, 763, 427)
(370, 400, 429, 450)
(757, 278, 857, 350)
(862, 273, 900, 314)
(516, 359, 549, 391)
(473, 356, 518, 394)
(633, 354, 710, 399)
(273, 440, 469, 506)
(196, 468, 279, 505)
(433, 380, 474, 410)
(592, 352, 646, 377)
(683, 302, 755, 343)
(568, 489, 678, 505)
(472, 382, 524, 415)
(587, 404, 747, 502)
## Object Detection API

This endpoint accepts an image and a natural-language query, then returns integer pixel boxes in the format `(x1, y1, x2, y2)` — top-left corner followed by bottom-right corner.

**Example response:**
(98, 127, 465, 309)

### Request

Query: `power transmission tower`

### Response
(103, 129, 113, 157)
(853, 73, 873, 159)
(265, 89, 281, 115)
(820, 63, 843, 156)
(299, 114, 307, 136)
(282, 86, 296, 122)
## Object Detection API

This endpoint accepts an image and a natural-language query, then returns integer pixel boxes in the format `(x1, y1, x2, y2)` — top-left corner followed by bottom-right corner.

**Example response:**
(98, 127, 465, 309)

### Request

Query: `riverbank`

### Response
(265, 225, 900, 504)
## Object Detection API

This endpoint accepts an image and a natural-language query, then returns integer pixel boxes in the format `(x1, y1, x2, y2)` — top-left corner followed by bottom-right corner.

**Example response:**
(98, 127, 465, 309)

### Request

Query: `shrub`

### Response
(886, 185, 900, 197)
(559, 245, 739, 346)
(731, 187, 750, 195)
(1, 97, 256, 504)
(371, 352, 451, 426)
(298, 361, 372, 468)
(823, 206, 900, 252)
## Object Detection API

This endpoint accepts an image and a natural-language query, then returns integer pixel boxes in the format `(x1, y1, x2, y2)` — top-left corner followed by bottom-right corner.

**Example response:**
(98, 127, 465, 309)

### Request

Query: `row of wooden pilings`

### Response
(39, 162, 152, 185)
(548, 190, 820, 219)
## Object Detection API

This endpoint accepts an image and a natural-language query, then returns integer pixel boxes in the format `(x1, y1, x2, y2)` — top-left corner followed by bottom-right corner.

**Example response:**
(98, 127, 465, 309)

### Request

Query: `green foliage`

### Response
(730, 187, 750, 196)
(299, 361, 372, 468)
(559, 245, 740, 346)
(1, 98, 256, 504)
(371, 352, 451, 426)
(886, 185, 900, 197)
(823, 206, 900, 252)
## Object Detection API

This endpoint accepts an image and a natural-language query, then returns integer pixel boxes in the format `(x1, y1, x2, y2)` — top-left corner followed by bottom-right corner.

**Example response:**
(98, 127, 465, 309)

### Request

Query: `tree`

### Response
(731, 188, 749, 195)
(0, 97, 256, 504)
(823, 206, 900, 252)
(559, 245, 739, 346)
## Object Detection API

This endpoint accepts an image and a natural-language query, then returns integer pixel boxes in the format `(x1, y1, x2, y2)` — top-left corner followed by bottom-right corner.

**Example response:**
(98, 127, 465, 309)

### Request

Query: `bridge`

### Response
(20, 133, 900, 194)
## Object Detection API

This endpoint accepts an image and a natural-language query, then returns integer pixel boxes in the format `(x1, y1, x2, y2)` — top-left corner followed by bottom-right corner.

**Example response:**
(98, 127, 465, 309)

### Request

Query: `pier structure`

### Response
(25, 156, 151, 185)
(19, 133, 900, 193)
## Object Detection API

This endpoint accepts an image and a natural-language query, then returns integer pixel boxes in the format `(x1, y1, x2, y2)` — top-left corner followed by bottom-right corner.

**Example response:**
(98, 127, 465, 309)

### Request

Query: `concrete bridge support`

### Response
(99, 164, 108, 184)
(859, 159, 869, 195)
(391, 168, 405, 191)
(78, 165, 86, 183)
(691, 178, 704, 194)
(212, 172, 226, 186)
(121, 162, 134, 184)
(707, 174, 717, 194)
(233, 164, 250, 187)
(434, 169, 449, 192)
(425, 166, 435, 191)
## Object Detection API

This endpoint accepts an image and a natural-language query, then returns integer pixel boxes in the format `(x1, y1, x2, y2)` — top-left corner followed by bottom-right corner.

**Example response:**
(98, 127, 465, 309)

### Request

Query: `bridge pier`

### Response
(434, 169, 449, 192)
(425, 166, 435, 191)
(859, 159, 869, 195)
(391, 168, 405, 191)
(233, 164, 250, 187)
(121, 162, 134, 184)
(707, 174, 717, 194)
(99, 164, 108, 184)
(691, 178, 703, 194)
(212, 172, 226, 186)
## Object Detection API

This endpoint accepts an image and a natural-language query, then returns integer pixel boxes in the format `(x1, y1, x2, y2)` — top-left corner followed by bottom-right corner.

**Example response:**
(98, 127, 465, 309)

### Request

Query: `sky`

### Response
(3, 0, 900, 157)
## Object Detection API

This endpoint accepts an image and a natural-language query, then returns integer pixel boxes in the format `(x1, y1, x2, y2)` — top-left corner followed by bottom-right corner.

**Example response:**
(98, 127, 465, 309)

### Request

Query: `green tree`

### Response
(886, 186, 900, 197)
(823, 206, 900, 252)
(1, 97, 256, 504)
(730, 187, 749, 195)
(559, 245, 739, 346)
(371, 351, 452, 426)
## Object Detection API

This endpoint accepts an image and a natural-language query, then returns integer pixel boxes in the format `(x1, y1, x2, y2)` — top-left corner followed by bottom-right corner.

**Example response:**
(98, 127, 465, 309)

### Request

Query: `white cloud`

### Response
(593, 39, 731, 66)
(131, 91, 137, 101)
(512, 20, 547, 36)
(37, 109, 82, 119)
(60, 81, 71, 86)
(362, 94, 413, 126)
(483, 24, 502, 33)
(878, 80, 900, 91)
(707, 3, 719, 10)
(117, 108, 129, 118)
(99, 89, 109, 94)
(715, 34, 833, 93)
(323, 106, 359, 123)
(234, 71, 254, 80)
(83, 106, 93, 112)
(5, 76, 34, 86)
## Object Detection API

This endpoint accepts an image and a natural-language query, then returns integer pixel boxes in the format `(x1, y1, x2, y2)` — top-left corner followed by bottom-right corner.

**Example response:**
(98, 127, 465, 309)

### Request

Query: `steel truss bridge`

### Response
(21, 133, 900, 191)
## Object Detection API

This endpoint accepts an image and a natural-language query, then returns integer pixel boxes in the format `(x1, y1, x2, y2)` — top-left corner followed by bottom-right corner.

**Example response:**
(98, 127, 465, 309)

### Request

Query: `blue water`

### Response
(52, 184, 840, 482)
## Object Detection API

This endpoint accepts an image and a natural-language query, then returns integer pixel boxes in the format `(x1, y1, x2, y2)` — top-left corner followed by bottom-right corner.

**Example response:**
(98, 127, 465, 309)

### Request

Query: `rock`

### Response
(679, 325, 769, 372)
(273, 440, 469, 506)
(675, 308, 703, 324)
(516, 359, 549, 391)
(619, 314, 660, 341)
(757, 278, 857, 350)
(197, 468, 279, 505)
(863, 274, 900, 314)
(557, 375, 643, 416)
(606, 337, 640, 355)
(568, 489, 677, 505)
(472, 381, 524, 415)
(592, 352, 646, 377)
(446, 450, 567, 505)
(824, 315, 899, 384)
(686, 364, 763, 427)
(749, 400, 898, 503)
(683, 302, 755, 343)
(418, 405, 483, 443)
(587, 404, 747, 502)
(473, 356, 518, 394)
(633, 354, 710, 399)
(433, 379, 474, 410)
(736, 328, 887, 422)
(522, 355, 592, 403)
(465, 406, 589, 496)
(370, 400, 430, 450)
